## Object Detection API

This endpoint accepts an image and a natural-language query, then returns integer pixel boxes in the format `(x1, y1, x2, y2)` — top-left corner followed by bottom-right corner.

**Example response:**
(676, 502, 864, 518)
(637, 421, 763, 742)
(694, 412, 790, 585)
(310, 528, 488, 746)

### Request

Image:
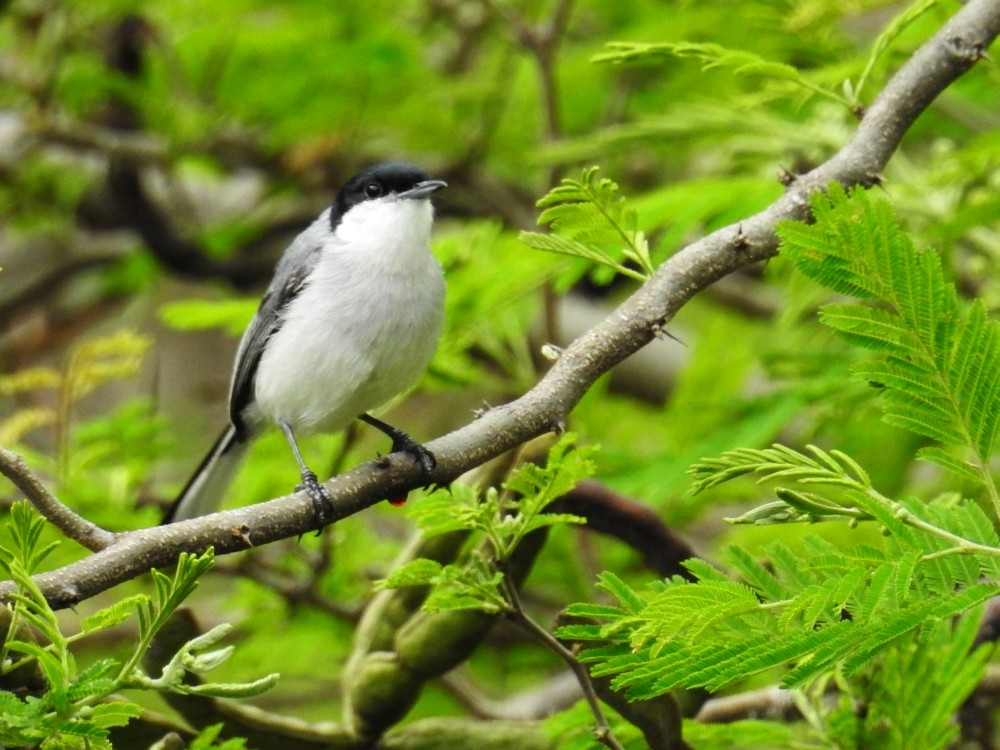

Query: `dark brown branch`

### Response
(478, 0, 575, 169)
(214, 554, 359, 621)
(90, 13, 274, 290)
(1, 0, 998, 608)
(438, 670, 583, 720)
(558, 479, 698, 579)
(104, 159, 270, 288)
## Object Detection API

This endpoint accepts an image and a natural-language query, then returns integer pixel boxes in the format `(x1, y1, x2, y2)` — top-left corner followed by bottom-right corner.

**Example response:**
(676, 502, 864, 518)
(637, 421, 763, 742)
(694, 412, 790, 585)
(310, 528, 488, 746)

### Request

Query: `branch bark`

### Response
(0, 448, 117, 552)
(2, 0, 999, 608)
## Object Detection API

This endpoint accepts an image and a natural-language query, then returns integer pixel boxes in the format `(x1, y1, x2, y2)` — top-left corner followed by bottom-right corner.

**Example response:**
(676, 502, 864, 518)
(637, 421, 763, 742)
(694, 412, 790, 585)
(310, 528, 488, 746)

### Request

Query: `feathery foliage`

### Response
(852, 0, 944, 103)
(520, 167, 653, 286)
(0, 504, 275, 747)
(778, 184, 1000, 513)
(560, 471, 997, 696)
(0, 330, 150, 451)
(0, 331, 165, 521)
(560, 187, 1000, 748)
(378, 434, 592, 614)
(593, 41, 845, 107)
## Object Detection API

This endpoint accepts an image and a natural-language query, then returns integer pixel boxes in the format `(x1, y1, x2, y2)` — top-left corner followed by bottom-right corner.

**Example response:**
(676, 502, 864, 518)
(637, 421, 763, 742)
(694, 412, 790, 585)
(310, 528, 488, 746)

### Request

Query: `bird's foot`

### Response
(392, 434, 436, 482)
(383, 439, 434, 508)
(360, 414, 436, 483)
(296, 469, 333, 529)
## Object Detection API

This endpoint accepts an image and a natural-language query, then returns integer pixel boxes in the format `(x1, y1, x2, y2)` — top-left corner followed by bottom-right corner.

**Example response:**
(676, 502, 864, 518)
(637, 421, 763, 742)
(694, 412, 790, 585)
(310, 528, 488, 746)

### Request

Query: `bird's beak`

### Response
(398, 180, 447, 200)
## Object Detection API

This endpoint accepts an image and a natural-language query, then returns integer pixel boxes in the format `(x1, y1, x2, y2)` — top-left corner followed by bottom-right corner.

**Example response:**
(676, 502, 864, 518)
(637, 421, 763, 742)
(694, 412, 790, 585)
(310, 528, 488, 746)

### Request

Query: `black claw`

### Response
(390, 434, 436, 481)
(408, 442, 437, 480)
(359, 414, 435, 484)
(296, 470, 333, 529)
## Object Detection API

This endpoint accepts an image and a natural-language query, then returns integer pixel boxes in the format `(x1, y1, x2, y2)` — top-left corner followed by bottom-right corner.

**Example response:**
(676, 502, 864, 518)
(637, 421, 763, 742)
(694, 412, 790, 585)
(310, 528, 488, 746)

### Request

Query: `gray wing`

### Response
(228, 214, 330, 434)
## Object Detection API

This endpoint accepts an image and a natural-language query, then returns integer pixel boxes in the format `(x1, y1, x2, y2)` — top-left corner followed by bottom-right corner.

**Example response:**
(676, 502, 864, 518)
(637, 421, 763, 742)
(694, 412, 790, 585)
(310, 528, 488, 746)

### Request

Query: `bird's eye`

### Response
(364, 182, 383, 199)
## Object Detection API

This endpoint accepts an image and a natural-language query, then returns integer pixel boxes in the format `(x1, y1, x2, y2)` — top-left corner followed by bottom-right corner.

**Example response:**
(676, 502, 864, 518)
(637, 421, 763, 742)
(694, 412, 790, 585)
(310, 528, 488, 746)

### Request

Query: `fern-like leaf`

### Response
(778, 186, 1000, 507)
(593, 41, 845, 106)
(520, 167, 653, 282)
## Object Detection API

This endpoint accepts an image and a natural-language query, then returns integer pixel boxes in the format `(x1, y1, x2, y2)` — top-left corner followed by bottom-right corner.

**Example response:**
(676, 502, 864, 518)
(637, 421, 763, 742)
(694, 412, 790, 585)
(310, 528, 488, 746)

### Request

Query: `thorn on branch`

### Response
(732, 225, 751, 252)
(777, 167, 797, 187)
(231, 526, 254, 548)
(56, 583, 83, 608)
(651, 322, 684, 346)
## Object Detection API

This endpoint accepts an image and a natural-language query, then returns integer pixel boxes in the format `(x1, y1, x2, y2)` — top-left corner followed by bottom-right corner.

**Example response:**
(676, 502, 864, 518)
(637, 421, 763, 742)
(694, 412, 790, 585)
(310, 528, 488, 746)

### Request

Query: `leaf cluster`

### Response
(593, 41, 846, 107)
(592, 0, 942, 113)
(0, 504, 273, 747)
(520, 167, 654, 286)
(559, 187, 1000, 747)
(778, 185, 1000, 512)
(0, 330, 150, 449)
(379, 435, 593, 615)
(0, 331, 167, 522)
(561, 478, 996, 747)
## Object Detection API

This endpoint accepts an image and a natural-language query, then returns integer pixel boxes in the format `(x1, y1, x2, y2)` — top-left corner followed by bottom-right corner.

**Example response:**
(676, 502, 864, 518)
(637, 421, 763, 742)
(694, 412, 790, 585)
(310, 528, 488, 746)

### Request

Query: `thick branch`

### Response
(2, 0, 998, 608)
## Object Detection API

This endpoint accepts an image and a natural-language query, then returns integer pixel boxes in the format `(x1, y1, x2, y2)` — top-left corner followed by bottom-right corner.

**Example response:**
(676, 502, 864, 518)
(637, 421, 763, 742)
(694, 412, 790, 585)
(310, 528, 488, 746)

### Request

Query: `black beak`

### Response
(398, 179, 447, 200)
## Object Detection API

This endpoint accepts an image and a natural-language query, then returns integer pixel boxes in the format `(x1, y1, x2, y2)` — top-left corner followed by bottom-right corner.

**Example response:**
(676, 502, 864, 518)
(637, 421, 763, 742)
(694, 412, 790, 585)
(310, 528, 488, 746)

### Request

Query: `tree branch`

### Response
(0, 448, 117, 552)
(2, 0, 998, 608)
(557, 479, 698, 579)
(500, 571, 624, 750)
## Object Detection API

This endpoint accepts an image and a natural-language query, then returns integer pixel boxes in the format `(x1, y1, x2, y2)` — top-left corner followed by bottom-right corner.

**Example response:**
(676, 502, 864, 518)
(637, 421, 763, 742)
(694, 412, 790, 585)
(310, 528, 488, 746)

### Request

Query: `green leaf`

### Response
(80, 595, 146, 634)
(562, 602, 626, 620)
(158, 298, 257, 336)
(595, 571, 647, 615)
(186, 672, 280, 698)
(86, 701, 143, 729)
(779, 186, 1000, 507)
(377, 558, 444, 590)
(854, 0, 944, 101)
(520, 167, 653, 284)
(917, 446, 982, 485)
(594, 41, 845, 106)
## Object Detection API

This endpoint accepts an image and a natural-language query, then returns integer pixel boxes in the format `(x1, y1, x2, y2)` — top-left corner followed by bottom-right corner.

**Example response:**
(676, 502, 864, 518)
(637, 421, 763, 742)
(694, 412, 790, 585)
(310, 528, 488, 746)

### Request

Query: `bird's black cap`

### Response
(330, 162, 445, 230)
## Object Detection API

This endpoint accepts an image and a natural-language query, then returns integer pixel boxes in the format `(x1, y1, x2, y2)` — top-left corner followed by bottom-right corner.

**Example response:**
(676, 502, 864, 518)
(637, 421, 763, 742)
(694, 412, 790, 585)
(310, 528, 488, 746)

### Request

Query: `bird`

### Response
(163, 161, 447, 524)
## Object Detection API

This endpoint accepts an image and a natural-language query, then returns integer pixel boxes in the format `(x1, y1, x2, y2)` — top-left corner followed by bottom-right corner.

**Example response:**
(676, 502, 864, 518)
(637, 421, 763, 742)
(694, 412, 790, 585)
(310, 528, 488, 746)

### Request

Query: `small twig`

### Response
(479, 0, 578, 371)
(500, 572, 625, 750)
(479, 0, 576, 183)
(0, 448, 117, 551)
(39, 118, 170, 164)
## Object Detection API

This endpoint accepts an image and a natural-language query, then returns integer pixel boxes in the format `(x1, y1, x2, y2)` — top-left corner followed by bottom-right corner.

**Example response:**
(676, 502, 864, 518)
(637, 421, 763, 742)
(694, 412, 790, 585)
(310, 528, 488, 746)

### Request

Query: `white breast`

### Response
(250, 198, 445, 433)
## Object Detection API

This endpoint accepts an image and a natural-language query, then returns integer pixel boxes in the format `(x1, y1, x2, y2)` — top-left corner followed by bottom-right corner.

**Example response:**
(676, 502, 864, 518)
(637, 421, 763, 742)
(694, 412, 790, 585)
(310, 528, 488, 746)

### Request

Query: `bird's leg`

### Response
(279, 420, 332, 526)
(358, 413, 436, 480)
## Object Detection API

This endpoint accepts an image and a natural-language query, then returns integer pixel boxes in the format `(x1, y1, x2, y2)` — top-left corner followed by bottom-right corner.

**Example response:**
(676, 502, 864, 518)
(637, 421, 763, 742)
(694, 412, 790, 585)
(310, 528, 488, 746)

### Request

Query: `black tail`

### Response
(162, 425, 246, 523)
